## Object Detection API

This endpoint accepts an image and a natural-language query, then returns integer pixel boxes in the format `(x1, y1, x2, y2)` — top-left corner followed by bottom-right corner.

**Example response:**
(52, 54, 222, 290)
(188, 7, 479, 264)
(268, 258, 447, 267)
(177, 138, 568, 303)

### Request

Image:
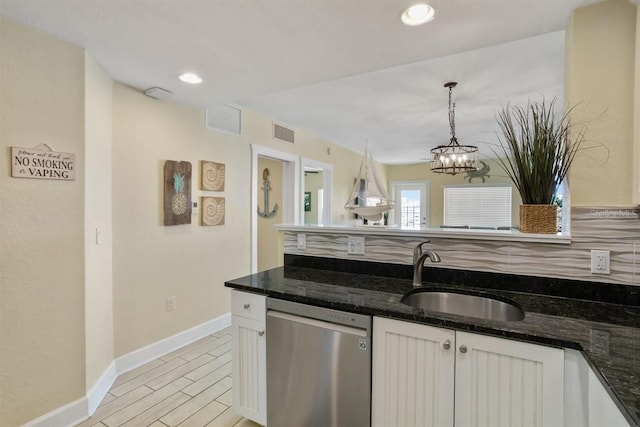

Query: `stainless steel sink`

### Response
(401, 289, 525, 322)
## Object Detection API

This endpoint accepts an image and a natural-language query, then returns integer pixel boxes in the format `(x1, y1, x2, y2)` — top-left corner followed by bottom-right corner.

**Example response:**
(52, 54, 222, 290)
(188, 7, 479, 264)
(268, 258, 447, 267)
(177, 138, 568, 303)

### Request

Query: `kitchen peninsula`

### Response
(226, 256, 639, 426)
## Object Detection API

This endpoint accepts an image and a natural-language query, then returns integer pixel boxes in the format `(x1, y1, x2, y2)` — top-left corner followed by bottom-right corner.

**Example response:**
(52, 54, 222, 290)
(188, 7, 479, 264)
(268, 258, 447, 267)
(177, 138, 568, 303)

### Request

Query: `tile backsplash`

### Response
(283, 206, 640, 286)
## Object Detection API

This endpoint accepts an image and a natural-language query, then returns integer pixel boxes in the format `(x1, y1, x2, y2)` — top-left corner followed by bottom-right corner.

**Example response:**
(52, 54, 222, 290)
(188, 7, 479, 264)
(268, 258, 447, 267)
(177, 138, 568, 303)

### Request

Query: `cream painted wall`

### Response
(110, 89, 364, 357)
(257, 157, 283, 271)
(240, 109, 365, 225)
(111, 83, 252, 356)
(567, 0, 636, 205)
(0, 15, 86, 426)
(387, 159, 522, 226)
(84, 53, 114, 391)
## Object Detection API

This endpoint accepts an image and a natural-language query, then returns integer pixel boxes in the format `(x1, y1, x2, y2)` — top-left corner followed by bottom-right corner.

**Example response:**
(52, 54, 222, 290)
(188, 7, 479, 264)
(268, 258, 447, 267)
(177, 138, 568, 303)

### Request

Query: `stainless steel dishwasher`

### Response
(266, 298, 372, 427)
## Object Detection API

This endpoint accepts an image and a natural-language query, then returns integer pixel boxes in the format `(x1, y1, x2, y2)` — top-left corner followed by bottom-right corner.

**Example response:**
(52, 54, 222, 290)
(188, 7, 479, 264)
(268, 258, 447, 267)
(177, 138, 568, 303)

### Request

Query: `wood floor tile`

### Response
(185, 351, 232, 381)
(147, 354, 215, 390)
(203, 407, 243, 427)
(99, 393, 116, 406)
(213, 327, 231, 337)
(160, 336, 218, 362)
(160, 378, 232, 426)
(76, 386, 154, 427)
(110, 357, 188, 396)
(112, 358, 166, 387)
(121, 392, 191, 427)
(209, 341, 231, 357)
(78, 332, 258, 427)
(179, 337, 229, 362)
(176, 400, 227, 427)
(182, 362, 232, 397)
(215, 389, 232, 407)
(101, 378, 192, 426)
(233, 418, 262, 427)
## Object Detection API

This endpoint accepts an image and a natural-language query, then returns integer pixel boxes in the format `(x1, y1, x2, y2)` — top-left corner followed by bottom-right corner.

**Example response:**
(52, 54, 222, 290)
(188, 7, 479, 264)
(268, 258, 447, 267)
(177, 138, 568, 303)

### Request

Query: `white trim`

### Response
(301, 157, 333, 225)
(22, 313, 231, 427)
(273, 223, 571, 244)
(87, 361, 117, 415)
(251, 144, 300, 273)
(114, 312, 231, 375)
(390, 180, 429, 227)
(22, 397, 88, 427)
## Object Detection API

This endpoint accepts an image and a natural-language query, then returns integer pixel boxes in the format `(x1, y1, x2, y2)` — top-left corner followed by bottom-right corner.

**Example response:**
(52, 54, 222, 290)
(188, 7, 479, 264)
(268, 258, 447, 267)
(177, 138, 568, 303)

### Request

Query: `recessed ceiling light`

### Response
(179, 72, 203, 84)
(401, 4, 436, 26)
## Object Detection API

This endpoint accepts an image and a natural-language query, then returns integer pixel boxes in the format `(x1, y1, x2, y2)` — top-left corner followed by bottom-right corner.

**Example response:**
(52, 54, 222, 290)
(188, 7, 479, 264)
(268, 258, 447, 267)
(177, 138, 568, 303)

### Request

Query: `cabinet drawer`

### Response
(231, 290, 266, 321)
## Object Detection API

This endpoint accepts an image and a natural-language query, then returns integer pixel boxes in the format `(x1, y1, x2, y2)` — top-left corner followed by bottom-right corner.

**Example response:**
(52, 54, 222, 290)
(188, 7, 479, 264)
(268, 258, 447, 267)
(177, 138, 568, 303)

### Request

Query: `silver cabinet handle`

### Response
(459, 344, 468, 353)
(443, 340, 451, 350)
(244, 304, 250, 309)
(258, 331, 265, 336)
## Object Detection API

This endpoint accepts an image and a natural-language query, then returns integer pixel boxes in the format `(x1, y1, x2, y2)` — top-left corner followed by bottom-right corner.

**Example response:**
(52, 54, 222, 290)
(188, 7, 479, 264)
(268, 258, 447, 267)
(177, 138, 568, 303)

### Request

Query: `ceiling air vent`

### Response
(273, 123, 295, 143)
(205, 104, 242, 136)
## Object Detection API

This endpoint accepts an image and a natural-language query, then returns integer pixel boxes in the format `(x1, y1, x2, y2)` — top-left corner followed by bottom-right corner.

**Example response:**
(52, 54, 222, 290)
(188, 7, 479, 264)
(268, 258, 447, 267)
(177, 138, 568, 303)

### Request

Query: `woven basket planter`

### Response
(519, 204, 557, 234)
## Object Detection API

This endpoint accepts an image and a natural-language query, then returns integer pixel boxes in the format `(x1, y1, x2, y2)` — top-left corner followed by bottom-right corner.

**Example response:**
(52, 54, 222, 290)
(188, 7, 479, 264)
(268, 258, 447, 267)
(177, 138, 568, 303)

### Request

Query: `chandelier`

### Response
(430, 82, 479, 175)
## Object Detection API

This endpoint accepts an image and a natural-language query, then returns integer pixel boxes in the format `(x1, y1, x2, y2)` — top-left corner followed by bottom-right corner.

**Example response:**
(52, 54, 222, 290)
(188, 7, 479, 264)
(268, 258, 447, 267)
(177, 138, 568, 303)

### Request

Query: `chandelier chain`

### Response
(449, 85, 456, 140)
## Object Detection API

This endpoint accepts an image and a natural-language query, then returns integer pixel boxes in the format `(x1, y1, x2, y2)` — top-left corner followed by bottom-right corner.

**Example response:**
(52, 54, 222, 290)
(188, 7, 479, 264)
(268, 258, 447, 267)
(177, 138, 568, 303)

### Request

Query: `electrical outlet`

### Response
(347, 236, 365, 255)
(297, 233, 306, 249)
(166, 296, 176, 312)
(590, 250, 610, 275)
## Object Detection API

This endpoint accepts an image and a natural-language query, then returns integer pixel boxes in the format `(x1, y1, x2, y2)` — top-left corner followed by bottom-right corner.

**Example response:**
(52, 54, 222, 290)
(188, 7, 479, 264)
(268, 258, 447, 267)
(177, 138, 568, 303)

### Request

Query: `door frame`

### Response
(251, 144, 300, 273)
(301, 157, 333, 225)
(390, 180, 429, 227)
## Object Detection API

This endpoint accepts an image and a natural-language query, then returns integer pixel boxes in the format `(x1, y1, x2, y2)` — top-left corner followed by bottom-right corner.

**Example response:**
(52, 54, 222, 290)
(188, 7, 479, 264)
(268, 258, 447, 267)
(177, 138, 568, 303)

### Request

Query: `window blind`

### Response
(443, 185, 512, 228)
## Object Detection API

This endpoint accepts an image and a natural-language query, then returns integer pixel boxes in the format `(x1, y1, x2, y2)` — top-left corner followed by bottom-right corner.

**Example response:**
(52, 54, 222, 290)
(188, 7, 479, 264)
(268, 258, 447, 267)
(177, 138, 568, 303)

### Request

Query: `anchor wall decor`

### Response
(257, 168, 279, 218)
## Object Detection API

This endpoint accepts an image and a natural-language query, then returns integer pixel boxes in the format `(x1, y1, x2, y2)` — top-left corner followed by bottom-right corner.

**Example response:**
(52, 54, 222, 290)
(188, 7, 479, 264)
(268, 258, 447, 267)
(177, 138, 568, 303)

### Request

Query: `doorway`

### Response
(251, 145, 299, 273)
(391, 181, 429, 227)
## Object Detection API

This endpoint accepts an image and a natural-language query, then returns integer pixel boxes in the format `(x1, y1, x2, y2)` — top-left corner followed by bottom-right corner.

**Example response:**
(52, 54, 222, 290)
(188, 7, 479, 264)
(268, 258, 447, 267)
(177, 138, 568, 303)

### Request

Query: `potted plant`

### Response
(493, 98, 584, 233)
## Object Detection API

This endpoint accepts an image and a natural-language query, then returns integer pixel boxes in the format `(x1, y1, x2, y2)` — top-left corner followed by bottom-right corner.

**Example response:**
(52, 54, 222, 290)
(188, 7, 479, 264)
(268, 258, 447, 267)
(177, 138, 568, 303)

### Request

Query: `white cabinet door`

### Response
(231, 290, 266, 426)
(455, 331, 564, 427)
(372, 317, 456, 427)
(231, 315, 267, 425)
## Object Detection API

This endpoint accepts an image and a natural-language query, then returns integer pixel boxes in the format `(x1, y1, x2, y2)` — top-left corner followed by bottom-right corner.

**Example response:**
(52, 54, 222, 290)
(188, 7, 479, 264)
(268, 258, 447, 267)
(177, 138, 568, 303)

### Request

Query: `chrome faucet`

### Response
(412, 241, 441, 287)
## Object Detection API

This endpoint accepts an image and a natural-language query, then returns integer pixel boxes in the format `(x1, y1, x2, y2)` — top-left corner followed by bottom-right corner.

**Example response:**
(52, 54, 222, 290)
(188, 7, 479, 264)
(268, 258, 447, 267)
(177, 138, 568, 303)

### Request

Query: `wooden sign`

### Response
(164, 160, 192, 226)
(11, 146, 75, 180)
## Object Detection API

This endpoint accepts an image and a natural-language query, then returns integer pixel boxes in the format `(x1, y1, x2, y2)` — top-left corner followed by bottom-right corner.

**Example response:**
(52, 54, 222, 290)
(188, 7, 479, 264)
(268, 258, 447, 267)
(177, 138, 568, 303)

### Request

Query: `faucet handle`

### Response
(413, 240, 431, 262)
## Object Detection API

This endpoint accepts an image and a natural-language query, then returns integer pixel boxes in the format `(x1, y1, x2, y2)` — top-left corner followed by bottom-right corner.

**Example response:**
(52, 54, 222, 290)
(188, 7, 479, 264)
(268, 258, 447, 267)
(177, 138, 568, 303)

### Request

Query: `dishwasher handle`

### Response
(267, 310, 367, 338)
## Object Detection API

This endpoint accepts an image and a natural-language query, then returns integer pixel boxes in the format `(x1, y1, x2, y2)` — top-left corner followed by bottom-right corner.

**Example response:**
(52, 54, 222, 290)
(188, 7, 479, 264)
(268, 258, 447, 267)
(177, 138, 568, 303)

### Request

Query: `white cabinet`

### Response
(372, 318, 455, 427)
(231, 290, 266, 425)
(455, 330, 564, 427)
(564, 348, 631, 427)
(372, 317, 565, 427)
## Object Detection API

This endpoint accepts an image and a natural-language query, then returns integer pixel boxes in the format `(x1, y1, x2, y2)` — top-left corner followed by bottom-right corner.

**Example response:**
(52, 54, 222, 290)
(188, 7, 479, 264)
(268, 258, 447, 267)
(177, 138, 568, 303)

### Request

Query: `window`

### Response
(391, 181, 429, 227)
(443, 185, 512, 228)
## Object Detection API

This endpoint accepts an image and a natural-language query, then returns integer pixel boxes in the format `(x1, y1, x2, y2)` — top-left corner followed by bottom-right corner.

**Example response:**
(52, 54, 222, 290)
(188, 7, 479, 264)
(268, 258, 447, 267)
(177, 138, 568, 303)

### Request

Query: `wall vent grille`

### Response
(205, 104, 242, 136)
(273, 123, 295, 143)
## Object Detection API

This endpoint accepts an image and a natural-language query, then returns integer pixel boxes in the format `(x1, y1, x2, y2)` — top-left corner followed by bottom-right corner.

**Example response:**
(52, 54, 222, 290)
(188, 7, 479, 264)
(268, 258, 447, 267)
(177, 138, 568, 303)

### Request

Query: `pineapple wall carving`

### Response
(164, 160, 192, 226)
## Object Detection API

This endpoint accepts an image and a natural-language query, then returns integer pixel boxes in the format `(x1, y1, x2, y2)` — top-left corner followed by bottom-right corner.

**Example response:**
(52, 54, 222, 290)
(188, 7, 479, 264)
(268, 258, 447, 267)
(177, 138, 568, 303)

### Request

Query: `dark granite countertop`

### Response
(225, 265, 640, 426)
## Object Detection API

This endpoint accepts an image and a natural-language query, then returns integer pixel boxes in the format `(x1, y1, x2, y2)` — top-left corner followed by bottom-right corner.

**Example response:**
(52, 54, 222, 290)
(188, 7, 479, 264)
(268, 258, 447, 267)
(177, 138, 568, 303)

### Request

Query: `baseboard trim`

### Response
(87, 360, 117, 415)
(22, 397, 87, 427)
(22, 313, 231, 427)
(114, 312, 231, 375)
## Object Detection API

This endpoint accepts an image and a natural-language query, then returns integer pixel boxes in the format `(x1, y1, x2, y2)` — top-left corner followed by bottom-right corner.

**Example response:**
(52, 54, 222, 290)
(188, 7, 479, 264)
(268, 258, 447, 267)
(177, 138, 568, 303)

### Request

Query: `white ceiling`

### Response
(0, 0, 603, 164)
